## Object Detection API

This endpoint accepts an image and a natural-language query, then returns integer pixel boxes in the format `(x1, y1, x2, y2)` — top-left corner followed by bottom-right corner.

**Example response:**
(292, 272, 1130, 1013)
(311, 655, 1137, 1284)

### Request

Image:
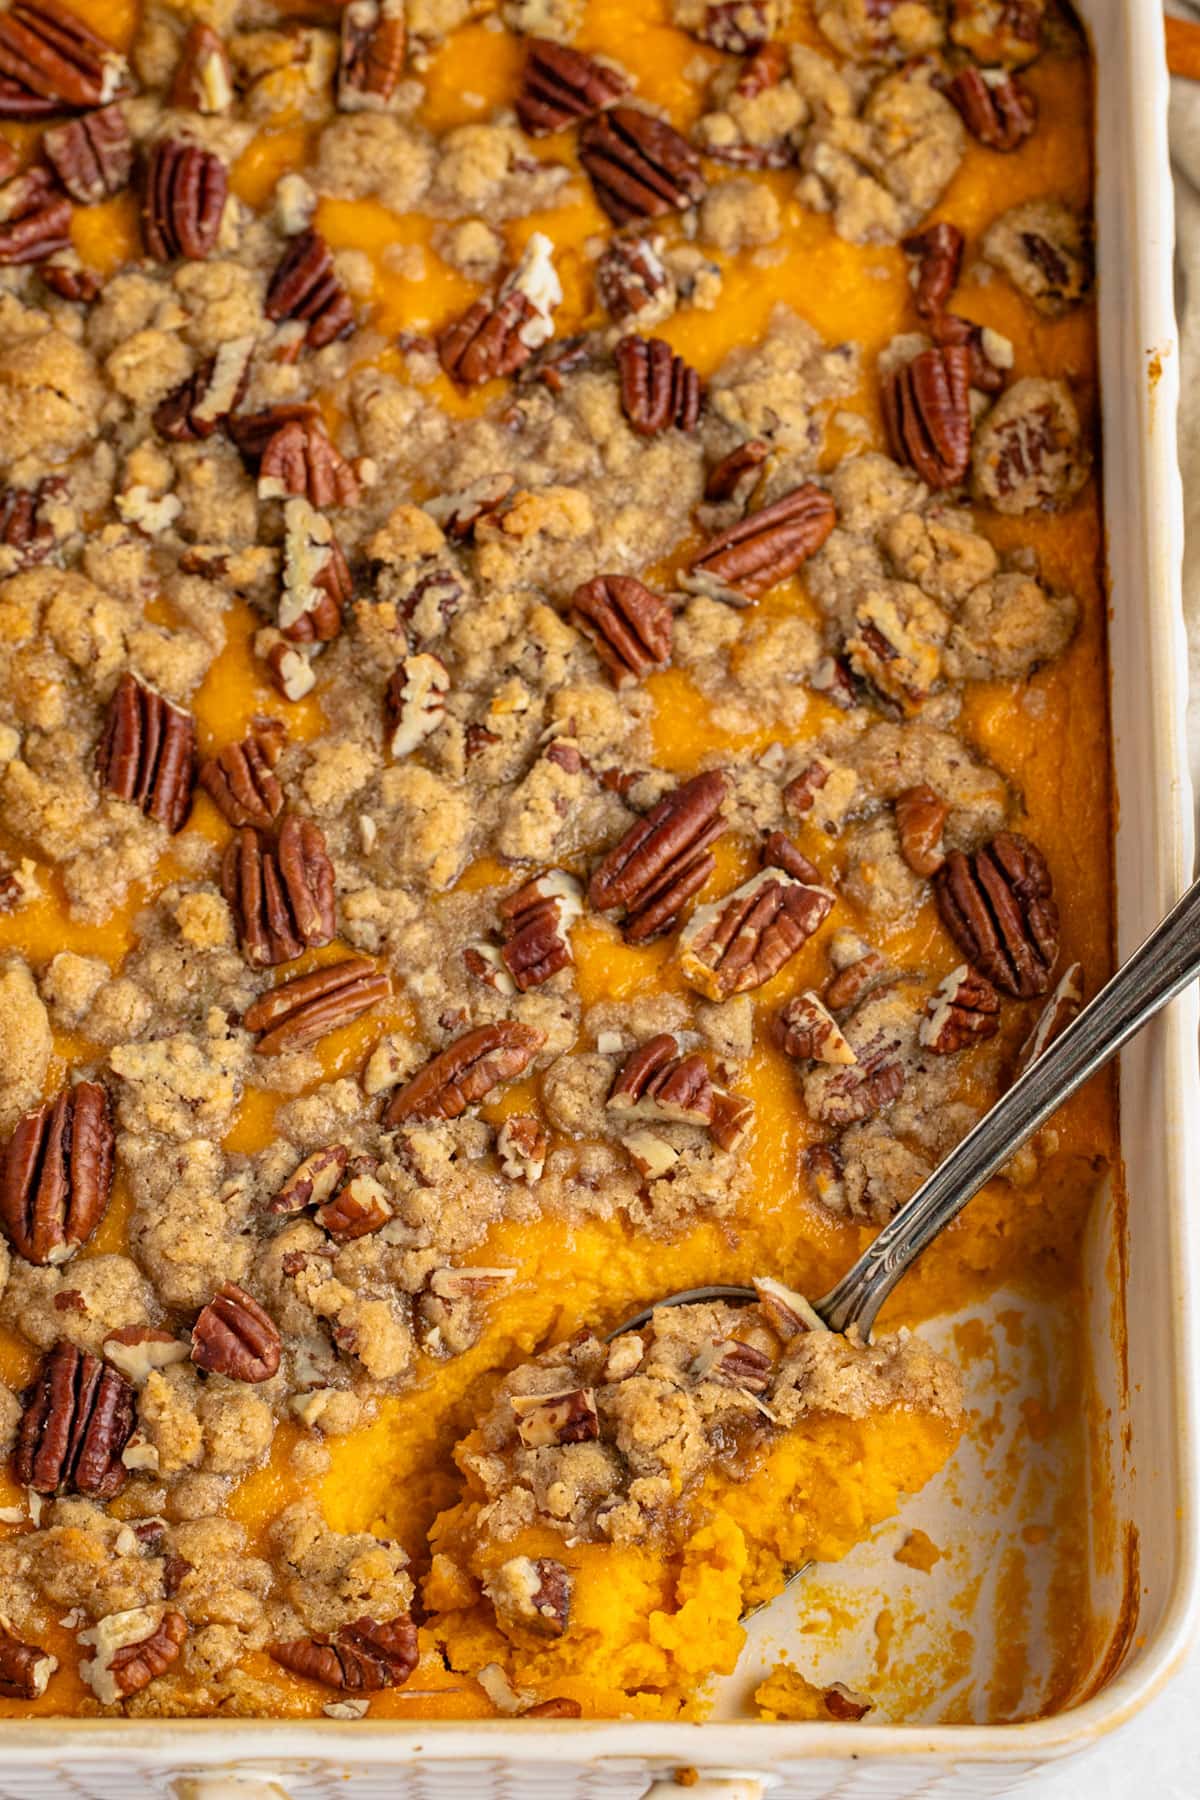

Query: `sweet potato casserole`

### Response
(0, 0, 1113, 1724)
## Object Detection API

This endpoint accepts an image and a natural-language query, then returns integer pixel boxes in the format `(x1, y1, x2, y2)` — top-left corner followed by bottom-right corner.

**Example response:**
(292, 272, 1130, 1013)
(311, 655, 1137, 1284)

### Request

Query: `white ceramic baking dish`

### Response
(0, 1, 1194, 1793)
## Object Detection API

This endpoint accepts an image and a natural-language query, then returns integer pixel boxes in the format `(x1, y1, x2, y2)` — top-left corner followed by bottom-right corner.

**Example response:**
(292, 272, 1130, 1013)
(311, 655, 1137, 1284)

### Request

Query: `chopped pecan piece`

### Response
(39, 252, 100, 299)
(824, 943, 889, 1011)
(259, 418, 360, 508)
(0, 0, 127, 111)
(807, 1031, 905, 1128)
(191, 1282, 281, 1382)
(734, 37, 788, 97)
(0, 1079, 113, 1266)
(753, 1272, 827, 1339)
(511, 1386, 598, 1448)
(949, 0, 1044, 68)
(337, 0, 405, 111)
(1013, 960, 1082, 1077)
(14, 1340, 134, 1497)
(704, 438, 768, 504)
(439, 291, 534, 387)
(677, 866, 835, 1001)
(943, 65, 1035, 151)
(516, 35, 625, 135)
(778, 990, 856, 1065)
(78, 1607, 186, 1703)
(589, 769, 727, 942)
(0, 1623, 55, 1700)
(271, 1615, 418, 1691)
(884, 345, 972, 490)
(42, 101, 130, 204)
(280, 496, 351, 643)
(691, 1335, 773, 1393)
(227, 401, 321, 463)
(170, 21, 232, 112)
(902, 222, 963, 321)
(607, 1033, 713, 1126)
(0, 474, 66, 568)
(221, 815, 336, 968)
(569, 573, 672, 688)
(823, 1681, 873, 1721)
(383, 1022, 545, 1126)
(0, 169, 70, 262)
(595, 232, 673, 325)
(688, 483, 836, 602)
(761, 829, 820, 886)
(141, 138, 227, 262)
(697, 0, 774, 50)
(385, 653, 449, 756)
(920, 964, 1001, 1053)
(198, 717, 286, 830)
(244, 956, 390, 1054)
(269, 1143, 349, 1214)
(524, 1697, 584, 1719)
(615, 334, 701, 436)
(152, 335, 253, 441)
(930, 311, 1008, 395)
(264, 640, 317, 704)
(935, 831, 1058, 999)
(499, 870, 583, 991)
(895, 783, 948, 875)
(496, 1113, 547, 1181)
(97, 672, 196, 833)
(101, 1326, 189, 1386)
(265, 229, 355, 351)
(316, 1158, 392, 1239)
(426, 472, 514, 540)
(488, 1555, 572, 1637)
(578, 104, 705, 225)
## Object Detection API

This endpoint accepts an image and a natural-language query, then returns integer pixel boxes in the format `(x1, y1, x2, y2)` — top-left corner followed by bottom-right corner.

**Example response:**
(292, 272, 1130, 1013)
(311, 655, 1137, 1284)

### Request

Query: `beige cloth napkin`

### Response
(1168, 2, 1200, 820)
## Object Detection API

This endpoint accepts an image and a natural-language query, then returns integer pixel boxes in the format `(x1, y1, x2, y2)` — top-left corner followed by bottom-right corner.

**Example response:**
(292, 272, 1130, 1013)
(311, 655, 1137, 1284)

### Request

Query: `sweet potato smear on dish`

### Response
(0, 0, 1117, 1724)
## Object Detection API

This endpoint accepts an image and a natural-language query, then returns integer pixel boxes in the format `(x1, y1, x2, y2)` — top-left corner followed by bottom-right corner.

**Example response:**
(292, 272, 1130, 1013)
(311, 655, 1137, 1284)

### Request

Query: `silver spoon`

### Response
(609, 869, 1200, 1342)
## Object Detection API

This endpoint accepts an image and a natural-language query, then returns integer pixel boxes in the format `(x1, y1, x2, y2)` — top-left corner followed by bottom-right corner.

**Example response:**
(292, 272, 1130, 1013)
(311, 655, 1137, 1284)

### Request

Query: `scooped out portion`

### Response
(424, 1294, 963, 1718)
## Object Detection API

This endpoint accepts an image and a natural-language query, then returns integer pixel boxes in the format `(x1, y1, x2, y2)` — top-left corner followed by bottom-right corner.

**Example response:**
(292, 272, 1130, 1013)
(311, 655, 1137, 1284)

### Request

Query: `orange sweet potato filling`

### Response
(0, 0, 1116, 1723)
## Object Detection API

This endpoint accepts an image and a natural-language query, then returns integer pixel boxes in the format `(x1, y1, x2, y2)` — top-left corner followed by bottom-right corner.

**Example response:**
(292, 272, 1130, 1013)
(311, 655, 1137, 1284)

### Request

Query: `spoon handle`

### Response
(816, 870, 1200, 1337)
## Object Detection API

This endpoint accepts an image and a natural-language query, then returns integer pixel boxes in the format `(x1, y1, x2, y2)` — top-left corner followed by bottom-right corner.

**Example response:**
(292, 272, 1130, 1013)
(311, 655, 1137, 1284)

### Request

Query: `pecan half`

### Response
(578, 104, 705, 225)
(677, 866, 835, 1001)
(221, 815, 336, 968)
(227, 400, 320, 463)
(170, 21, 232, 113)
(141, 138, 227, 262)
(516, 35, 625, 135)
(315, 1157, 392, 1239)
(0, 474, 66, 568)
(934, 831, 1058, 998)
(96, 672, 196, 833)
(0, 169, 70, 263)
(79, 1608, 186, 1704)
(0, 1079, 113, 1266)
(14, 1341, 134, 1497)
(383, 1022, 545, 1126)
(498, 870, 583, 990)
(589, 769, 726, 941)
(920, 964, 1001, 1053)
(337, 0, 405, 111)
(615, 333, 701, 436)
(271, 1614, 418, 1691)
(824, 943, 889, 1011)
(569, 573, 672, 688)
(244, 955, 390, 1053)
(902, 222, 963, 321)
(943, 65, 1035, 151)
(895, 783, 948, 876)
(152, 335, 253, 441)
(43, 102, 131, 202)
(949, 0, 1044, 68)
(488, 1555, 571, 1637)
(1013, 960, 1082, 1077)
(688, 483, 836, 602)
(761, 829, 820, 886)
(0, 1623, 55, 1700)
(595, 233, 673, 325)
(511, 1386, 598, 1448)
(778, 990, 856, 1065)
(385, 652, 449, 756)
(607, 1033, 713, 1126)
(704, 438, 768, 504)
(0, 0, 128, 111)
(191, 1282, 281, 1382)
(198, 717, 286, 829)
(259, 418, 360, 508)
(269, 1143, 349, 1214)
(265, 229, 355, 351)
(883, 345, 972, 490)
(438, 290, 538, 387)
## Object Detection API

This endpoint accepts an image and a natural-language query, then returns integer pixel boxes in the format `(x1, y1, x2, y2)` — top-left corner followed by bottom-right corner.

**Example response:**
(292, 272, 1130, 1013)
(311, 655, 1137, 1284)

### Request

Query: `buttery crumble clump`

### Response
(0, 0, 1102, 1723)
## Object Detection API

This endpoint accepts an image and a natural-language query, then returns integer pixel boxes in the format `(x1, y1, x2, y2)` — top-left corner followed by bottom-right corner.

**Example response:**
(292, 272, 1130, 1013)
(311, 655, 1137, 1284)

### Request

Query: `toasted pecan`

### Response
(384, 1022, 545, 1126)
(0, 1079, 113, 1266)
